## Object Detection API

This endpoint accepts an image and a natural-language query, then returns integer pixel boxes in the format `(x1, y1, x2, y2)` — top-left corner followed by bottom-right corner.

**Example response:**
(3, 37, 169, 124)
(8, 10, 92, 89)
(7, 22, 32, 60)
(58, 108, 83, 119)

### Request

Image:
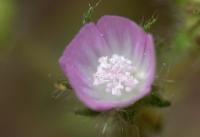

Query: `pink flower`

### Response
(59, 16, 156, 111)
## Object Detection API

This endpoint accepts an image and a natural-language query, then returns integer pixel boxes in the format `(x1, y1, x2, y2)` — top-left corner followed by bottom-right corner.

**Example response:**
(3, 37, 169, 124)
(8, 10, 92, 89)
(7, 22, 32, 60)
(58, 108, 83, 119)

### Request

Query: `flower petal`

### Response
(59, 23, 108, 103)
(96, 15, 146, 60)
(141, 34, 156, 88)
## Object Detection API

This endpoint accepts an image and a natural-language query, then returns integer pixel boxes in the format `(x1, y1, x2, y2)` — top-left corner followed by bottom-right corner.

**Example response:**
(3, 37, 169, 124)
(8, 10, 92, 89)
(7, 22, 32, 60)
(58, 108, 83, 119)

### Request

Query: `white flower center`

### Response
(93, 54, 143, 96)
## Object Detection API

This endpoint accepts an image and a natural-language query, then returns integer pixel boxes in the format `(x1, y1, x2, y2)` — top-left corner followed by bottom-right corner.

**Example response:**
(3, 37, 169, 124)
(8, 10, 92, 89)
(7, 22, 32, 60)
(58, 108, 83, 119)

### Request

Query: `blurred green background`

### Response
(0, 0, 200, 137)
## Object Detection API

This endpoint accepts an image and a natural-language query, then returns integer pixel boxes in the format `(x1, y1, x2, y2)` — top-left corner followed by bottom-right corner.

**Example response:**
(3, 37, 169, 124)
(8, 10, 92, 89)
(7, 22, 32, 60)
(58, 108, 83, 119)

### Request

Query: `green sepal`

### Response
(82, 4, 94, 24)
(144, 90, 171, 107)
(118, 87, 171, 123)
(142, 14, 157, 32)
(82, 0, 102, 24)
(57, 79, 72, 90)
(74, 108, 101, 117)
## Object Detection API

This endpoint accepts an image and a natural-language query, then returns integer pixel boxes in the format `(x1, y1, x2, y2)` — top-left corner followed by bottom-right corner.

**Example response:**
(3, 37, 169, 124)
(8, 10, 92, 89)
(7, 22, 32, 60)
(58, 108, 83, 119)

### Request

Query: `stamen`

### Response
(93, 54, 141, 96)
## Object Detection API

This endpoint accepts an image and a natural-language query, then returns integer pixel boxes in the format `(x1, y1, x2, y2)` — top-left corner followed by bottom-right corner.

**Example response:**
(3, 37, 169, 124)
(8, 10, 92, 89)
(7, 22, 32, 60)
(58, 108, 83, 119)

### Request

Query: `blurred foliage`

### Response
(0, 0, 15, 47)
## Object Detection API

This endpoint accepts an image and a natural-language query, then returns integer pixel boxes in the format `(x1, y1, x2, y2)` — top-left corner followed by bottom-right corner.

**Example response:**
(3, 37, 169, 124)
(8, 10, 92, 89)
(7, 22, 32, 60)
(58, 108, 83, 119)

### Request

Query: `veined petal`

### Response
(141, 34, 156, 88)
(96, 15, 146, 60)
(59, 23, 108, 99)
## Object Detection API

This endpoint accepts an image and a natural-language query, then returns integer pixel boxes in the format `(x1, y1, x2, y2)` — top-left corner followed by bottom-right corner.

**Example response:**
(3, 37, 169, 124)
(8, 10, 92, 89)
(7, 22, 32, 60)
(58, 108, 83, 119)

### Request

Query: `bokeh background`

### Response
(0, 0, 200, 137)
